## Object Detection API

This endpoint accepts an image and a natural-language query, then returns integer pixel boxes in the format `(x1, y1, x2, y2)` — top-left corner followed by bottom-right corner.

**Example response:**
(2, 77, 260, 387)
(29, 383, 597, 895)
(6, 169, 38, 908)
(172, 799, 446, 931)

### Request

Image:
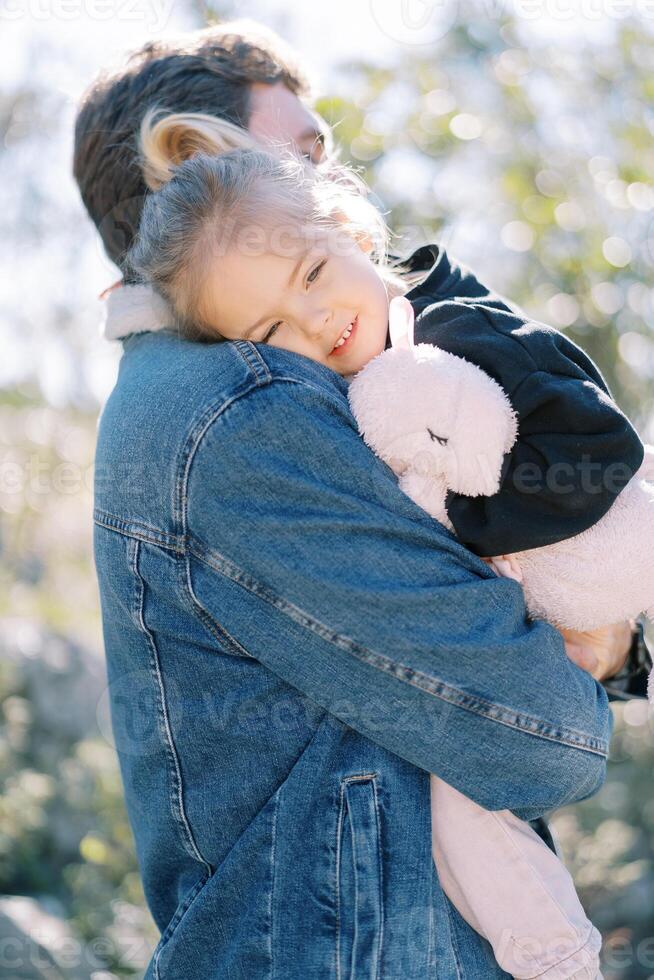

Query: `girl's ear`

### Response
(388, 295, 415, 351)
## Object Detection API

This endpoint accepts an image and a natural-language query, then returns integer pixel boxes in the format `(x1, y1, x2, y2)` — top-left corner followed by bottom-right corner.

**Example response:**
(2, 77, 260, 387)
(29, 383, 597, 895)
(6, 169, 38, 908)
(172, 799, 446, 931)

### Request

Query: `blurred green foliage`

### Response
(0, 393, 158, 975)
(2, 4, 653, 977)
(317, 11, 654, 433)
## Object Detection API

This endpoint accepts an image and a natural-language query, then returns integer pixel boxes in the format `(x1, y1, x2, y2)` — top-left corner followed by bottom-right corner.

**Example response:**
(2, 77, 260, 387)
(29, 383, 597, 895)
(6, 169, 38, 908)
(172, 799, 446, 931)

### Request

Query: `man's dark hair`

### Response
(72, 20, 311, 275)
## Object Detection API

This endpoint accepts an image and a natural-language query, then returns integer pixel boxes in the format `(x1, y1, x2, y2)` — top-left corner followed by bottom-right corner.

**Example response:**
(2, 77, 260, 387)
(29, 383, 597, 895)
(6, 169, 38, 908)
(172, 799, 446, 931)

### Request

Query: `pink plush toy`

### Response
(348, 295, 654, 701)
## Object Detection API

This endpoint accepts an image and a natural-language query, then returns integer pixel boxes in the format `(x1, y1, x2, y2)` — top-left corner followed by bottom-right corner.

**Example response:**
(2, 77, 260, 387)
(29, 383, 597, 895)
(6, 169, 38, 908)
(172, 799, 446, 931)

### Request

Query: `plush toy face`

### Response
(369, 349, 457, 475)
(347, 296, 518, 498)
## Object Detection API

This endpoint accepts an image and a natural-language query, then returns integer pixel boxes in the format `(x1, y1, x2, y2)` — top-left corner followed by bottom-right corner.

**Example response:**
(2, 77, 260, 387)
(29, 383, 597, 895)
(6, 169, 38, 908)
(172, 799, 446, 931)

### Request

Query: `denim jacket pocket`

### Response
(336, 774, 384, 980)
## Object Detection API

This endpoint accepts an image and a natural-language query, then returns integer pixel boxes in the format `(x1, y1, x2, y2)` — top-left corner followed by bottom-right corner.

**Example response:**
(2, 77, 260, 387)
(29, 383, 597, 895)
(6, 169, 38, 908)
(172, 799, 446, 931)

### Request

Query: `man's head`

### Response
(72, 20, 330, 275)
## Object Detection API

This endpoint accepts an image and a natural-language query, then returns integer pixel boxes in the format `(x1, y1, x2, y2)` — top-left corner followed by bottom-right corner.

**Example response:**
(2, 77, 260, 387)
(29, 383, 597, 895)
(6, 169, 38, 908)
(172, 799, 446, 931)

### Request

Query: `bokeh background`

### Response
(2, 0, 654, 976)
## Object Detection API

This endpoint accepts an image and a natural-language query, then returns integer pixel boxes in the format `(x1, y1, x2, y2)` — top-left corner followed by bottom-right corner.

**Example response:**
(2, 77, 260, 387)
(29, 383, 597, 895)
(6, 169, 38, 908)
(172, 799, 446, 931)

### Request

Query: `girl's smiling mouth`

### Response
(330, 314, 358, 356)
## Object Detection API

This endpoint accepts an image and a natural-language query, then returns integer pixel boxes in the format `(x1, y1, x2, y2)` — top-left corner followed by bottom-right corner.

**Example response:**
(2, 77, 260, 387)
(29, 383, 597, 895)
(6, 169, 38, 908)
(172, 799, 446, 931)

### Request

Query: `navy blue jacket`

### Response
(387, 244, 644, 557)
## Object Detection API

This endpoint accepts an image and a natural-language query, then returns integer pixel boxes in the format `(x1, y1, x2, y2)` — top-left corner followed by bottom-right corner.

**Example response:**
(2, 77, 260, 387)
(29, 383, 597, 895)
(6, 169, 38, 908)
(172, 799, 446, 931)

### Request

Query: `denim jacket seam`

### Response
(442, 898, 465, 980)
(94, 509, 185, 553)
(371, 775, 385, 977)
(335, 780, 345, 980)
(187, 539, 609, 758)
(182, 553, 255, 659)
(152, 868, 214, 980)
(342, 772, 379, 784)
(130, 538, 213, 874)
(427, 865, 437, 976)
(177, 374, 353, 537)
(174, 381, 271, 533)
(338, 772, 384, 979)
(335, 774, 382, 980)
(232, 338, 273, 382)
(267, 788, 279, 980)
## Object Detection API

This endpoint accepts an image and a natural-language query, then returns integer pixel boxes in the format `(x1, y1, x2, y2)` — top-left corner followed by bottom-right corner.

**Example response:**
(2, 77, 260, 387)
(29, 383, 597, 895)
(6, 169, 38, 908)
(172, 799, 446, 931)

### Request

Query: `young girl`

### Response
(120, 107, 646, 979)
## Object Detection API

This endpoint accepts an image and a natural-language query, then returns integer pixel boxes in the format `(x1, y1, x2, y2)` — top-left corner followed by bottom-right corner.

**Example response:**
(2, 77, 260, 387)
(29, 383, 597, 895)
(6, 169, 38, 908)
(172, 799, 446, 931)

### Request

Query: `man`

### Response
(73, 20, 329, 278)
(74, 20, 649, 978)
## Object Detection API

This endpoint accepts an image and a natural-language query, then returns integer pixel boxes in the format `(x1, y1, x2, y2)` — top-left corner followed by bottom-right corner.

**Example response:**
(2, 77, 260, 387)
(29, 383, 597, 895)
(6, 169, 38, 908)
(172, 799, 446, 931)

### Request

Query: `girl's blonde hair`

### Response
(139, 109, 259, 190)
(127, 108, 410, 341)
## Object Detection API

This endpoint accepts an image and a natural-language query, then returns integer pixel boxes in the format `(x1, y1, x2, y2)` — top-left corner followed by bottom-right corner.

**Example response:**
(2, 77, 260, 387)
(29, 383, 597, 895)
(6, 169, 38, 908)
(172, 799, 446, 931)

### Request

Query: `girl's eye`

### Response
(261, 261, 326, 342)
(263, 321, 282, 342)
(307, 260, 326, 285)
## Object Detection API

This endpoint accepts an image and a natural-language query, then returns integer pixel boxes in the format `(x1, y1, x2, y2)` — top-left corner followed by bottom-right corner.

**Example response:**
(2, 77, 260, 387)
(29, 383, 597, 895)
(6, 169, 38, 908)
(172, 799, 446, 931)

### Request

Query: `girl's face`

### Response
(200, 230, 390, 376)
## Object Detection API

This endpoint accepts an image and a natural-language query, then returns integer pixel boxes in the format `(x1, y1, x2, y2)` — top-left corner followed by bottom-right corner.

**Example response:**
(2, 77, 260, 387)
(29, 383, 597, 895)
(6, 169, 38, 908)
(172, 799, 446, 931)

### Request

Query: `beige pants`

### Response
(431, 775, 603, 980)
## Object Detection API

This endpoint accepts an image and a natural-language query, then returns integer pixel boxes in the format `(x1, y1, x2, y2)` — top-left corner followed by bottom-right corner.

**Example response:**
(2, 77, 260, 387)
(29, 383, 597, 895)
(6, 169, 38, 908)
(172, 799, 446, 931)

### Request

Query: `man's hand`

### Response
(560, 620, 634, 681)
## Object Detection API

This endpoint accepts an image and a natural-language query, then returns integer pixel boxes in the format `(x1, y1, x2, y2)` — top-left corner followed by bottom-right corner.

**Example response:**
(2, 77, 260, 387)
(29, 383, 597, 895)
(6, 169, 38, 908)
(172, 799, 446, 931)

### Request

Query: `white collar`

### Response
(101, 283, 174, 341)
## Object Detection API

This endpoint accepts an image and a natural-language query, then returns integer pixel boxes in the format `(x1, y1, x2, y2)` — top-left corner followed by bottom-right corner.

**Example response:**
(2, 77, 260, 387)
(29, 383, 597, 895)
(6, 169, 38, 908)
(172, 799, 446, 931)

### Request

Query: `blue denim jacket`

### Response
(93, 330, 612, 979)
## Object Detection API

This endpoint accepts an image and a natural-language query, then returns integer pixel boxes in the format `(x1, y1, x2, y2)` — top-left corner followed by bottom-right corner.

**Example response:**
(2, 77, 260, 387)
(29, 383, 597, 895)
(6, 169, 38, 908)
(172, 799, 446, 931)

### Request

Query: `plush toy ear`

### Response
(388, 296, 415, 351)
(444, 357, 518, 497)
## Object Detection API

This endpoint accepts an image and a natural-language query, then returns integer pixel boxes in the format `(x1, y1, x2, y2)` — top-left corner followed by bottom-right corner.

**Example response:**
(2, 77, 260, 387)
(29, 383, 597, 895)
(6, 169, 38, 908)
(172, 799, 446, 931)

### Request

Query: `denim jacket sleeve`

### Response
(185, 369, 612, 823)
